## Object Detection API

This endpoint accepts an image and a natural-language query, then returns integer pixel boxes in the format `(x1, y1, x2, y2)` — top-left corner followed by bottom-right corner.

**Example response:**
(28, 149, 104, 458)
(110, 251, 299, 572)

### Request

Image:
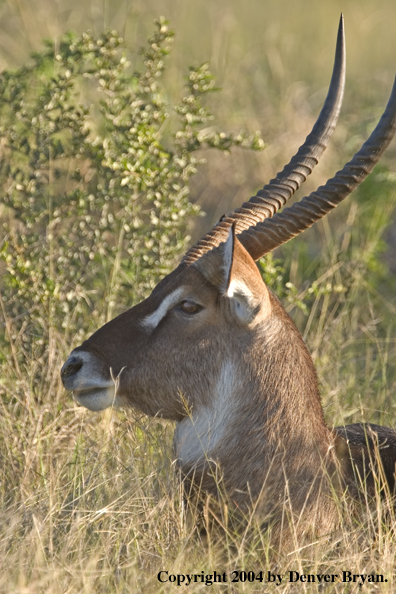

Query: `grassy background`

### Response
(1, 0, 396, 237)
(1, 0, 396, 592)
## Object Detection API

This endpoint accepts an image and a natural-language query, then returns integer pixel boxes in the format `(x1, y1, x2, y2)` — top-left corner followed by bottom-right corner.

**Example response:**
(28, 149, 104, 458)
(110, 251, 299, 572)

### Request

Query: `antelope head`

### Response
(61, 17, 396, 506)
(61, 226, 272, 418)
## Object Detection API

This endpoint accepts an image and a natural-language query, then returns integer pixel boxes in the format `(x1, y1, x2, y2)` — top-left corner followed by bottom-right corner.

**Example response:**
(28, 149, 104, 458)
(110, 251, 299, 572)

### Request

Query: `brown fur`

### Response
(61, 231, 396, 546)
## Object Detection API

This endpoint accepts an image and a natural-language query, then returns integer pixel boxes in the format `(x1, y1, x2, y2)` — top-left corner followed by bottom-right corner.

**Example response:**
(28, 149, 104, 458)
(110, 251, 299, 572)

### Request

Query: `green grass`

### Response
(1, 1, 396, 592)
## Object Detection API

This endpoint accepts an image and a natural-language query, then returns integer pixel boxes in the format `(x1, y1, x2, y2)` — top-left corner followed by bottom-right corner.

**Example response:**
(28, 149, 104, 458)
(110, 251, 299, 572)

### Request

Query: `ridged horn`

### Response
(236, 75, 396, 259)
(183, 15, 346, 265)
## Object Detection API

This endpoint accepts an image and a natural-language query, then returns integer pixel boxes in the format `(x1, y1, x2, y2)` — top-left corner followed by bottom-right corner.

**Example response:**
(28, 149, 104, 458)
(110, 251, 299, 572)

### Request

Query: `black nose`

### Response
(61, 356, 83, 380)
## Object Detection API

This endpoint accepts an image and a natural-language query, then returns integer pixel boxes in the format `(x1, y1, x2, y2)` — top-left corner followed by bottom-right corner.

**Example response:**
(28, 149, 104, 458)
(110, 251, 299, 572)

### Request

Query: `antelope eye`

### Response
(180, 300, 202, 315)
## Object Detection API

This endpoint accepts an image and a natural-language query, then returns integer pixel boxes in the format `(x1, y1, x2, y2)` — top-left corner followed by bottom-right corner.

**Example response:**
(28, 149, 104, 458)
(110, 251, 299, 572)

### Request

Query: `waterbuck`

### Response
(61, 17, 396, 542)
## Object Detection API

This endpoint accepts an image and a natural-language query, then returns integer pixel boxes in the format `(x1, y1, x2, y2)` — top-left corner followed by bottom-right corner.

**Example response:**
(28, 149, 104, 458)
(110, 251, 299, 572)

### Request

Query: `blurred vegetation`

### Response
(0, 1, 396, 592)
(0, 19, 261, 395)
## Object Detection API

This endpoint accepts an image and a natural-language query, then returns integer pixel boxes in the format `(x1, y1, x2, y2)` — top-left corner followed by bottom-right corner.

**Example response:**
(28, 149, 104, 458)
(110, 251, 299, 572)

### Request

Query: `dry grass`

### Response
(2, 201, 396, 592)
(1, 0, 396, 592)
(1, 360, 396, 593)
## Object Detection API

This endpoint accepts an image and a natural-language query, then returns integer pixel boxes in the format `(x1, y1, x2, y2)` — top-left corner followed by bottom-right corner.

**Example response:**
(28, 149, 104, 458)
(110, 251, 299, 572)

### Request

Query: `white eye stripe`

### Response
(141, 288, 184, 329)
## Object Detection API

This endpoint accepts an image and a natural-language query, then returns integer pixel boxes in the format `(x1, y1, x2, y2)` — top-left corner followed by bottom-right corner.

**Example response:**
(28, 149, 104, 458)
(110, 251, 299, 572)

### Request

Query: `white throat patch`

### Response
(174, 360, 237, 465)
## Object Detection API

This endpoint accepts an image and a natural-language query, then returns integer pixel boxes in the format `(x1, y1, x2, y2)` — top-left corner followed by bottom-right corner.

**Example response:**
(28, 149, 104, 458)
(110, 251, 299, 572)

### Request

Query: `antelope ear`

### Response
(225, 274, 260, 325)
(193, 225, 262, 325)
(225, 235, 262, 325)
(192, 223, 236, 293)
(219, 223, 235, 294)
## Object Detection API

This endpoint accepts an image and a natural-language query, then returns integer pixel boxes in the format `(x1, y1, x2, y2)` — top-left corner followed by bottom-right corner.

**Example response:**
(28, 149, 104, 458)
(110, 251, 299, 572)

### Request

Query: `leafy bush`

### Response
(0, 19, 262, 393)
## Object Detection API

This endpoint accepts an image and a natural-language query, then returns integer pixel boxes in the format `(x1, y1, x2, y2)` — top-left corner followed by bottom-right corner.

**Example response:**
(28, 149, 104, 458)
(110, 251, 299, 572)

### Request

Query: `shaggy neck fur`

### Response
(173, 291, 338, 534)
